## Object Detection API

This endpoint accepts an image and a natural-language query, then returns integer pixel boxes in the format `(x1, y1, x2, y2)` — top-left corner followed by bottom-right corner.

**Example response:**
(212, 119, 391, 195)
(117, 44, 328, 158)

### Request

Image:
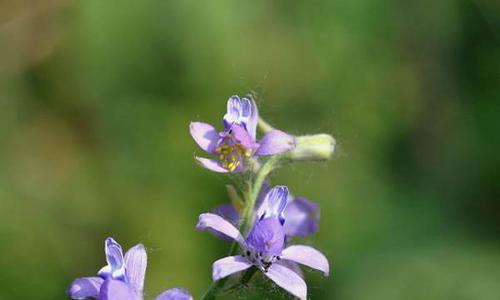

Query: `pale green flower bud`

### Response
(287, 134, 335, 161)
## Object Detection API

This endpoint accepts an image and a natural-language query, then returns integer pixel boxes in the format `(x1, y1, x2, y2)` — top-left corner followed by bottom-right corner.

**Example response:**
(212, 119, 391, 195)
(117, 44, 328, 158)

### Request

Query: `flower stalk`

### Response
(193, 95, 333, 300)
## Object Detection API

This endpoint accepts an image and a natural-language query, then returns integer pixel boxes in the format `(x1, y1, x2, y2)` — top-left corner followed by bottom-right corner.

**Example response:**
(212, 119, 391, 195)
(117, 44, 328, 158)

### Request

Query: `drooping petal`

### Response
(283, 197, 319, 237)
(229, 123, 259, 149)
(189, 122, 220, 154)
(255, 129, 295, 156)
(99, 279, 139, 300)
(223, 95, 242, 129)
(264, 263, 307, 300)
(124, 244, 147, 295)
(67, 277, 103, 300)
(245, 217, 285, 256)
(281, 245, 329, 276)
(212, 255, 252, 281)
(154, 288, 193, 300)
(99, 237, 125, 280)
(196, 213, 245, 244)
(255, 186, 288, 222)
(195, 157, 229, 173)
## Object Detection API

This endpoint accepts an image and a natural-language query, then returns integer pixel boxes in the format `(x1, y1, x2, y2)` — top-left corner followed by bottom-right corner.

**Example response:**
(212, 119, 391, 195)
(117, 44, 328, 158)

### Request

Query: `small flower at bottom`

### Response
(190, 95, 295, 173)
(196, 186, 329, 300)
(67, 237, 192, 300)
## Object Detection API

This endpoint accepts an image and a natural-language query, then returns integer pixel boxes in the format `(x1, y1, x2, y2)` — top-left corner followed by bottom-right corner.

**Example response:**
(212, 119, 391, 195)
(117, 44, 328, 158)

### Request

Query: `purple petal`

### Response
(195, 157, 229, 173)
(154, 288, 193, 300)
(283, 197, 319, 237)
(223, 95, 242, 129)
(189, 122, 220, 154)
(255, 186, 288, 222)
(229, 123, 258, 149)
(99, 279, 139, 300)
(124, 244, 147, 294)
(212, 204, 240, 226)
(210, 204, 241, 241)
(99, 238, 125, 280)
(281, 245, 329, 276)
(275, 260, 304, 278)
(212, 255, 252, 281)
(196, 213, 245, 244)
(254, 180, 271, 211)
(223, 96, 259, 139)
(240, 96, 258, 139)
(245, 217, 285, 256)
(264, 263, 307, 300)
(67, 277, 103, 299)
(255, 129, 295, 156)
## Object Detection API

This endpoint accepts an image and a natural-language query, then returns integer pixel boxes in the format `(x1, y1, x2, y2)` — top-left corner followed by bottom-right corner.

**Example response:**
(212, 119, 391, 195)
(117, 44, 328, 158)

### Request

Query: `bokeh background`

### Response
(1, 0, 499, 299)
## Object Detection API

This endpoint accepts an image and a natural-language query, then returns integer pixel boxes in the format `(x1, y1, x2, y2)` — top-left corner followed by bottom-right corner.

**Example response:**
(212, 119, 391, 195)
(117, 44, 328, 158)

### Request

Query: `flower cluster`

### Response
(67, 94, 335, 300)
(191, 95, 334, 300)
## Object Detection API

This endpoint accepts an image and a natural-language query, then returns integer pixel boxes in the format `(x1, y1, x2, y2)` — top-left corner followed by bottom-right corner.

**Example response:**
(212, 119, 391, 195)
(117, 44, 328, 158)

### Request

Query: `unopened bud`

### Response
(287, 134, 335, 161)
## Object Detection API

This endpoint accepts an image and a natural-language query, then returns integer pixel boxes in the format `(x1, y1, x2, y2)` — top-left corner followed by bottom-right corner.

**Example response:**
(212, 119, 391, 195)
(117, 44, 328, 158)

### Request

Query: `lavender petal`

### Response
(99, 279, 139, 300)
(255, 186, 288, 222)
(212, 255, 252, 281)
(196, 213, 245, 244)
(124, 244, 147, 295)
(245, 217, 285, 256)
(283, 197, 319, 237)
(210, 204, 241, 241)
(154, 288, 193, 300)
(195, 157, 229, 173)
(98, 237, 125, 280)
(212, 204, 240, 226)
(275, 260, 304, 278)
(264, 263, 307, 300)
(67, 277, 103, 300)
(255, 129, 295, 156)
(223, 95, 242, 129)
(281, 245, 329, 276)
(189, 122, 220, 154)
(240, 96, 258, 139)
(229, 123, 259, 149)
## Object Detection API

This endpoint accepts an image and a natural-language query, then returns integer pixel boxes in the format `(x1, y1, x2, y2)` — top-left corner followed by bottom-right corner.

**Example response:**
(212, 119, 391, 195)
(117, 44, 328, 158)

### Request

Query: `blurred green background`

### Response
(1, 0, 499, 299)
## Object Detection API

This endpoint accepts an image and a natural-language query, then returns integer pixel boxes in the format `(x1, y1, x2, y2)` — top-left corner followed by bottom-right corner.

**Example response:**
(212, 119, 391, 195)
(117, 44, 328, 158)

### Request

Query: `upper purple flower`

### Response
(67, 237, 192, 300)
(190, 95, 295, 173)
(196, 186, 329, 300)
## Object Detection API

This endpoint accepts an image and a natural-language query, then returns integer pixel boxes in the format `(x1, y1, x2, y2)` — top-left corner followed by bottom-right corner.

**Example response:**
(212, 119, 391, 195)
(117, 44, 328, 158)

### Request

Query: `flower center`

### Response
(242, 248, 281, 273)
(215, 136, 252, 172)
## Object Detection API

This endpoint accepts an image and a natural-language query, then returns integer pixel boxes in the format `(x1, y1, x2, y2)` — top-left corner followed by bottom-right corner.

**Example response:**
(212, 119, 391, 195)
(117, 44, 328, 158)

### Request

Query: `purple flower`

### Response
(213, 184, 320, 239)
(67, 237, 192, 300)
(190, 95, 295, 173)
(196, 186, 329, 300)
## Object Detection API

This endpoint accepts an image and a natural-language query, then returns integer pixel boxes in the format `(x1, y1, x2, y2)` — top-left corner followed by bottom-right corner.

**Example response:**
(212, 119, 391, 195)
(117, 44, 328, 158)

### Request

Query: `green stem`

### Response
(257, 117, 274, 133)
(239, 157, 278, 235)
